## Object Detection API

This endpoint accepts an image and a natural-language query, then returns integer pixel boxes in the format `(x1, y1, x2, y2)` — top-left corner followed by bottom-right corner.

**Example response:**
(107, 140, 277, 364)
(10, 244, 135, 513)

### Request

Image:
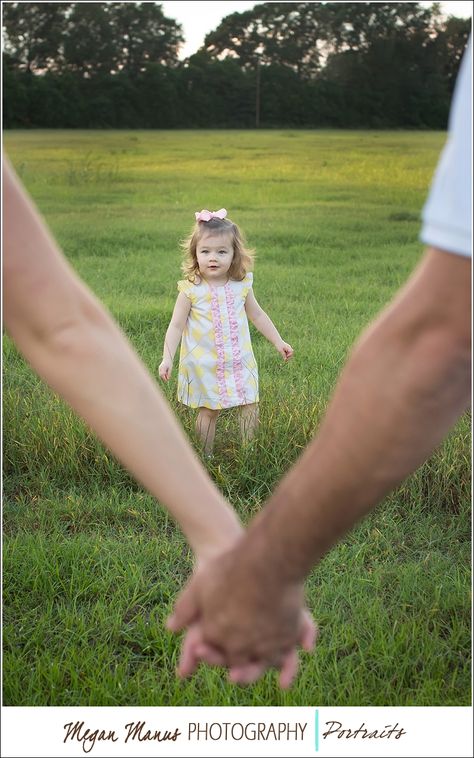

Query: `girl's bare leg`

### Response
(196, 407, 220, 455)
(239, 403, 259, 445)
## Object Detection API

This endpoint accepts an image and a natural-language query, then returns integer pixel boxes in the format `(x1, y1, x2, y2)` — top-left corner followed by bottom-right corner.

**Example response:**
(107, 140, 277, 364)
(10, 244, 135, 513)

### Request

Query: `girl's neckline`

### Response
(191, 274, 249, 288)
(199, 276, 231, 289)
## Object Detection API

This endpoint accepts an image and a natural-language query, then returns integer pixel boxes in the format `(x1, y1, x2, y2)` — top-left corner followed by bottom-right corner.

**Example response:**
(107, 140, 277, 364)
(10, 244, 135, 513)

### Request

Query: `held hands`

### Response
(276, 341, 294, 362)
(167, 545, 318, 689)
(158, 359, 172, 381)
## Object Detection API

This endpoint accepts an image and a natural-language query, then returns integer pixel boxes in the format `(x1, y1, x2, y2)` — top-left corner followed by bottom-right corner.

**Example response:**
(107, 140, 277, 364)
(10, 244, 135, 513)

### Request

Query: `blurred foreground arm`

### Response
(3, 158, 242, 561)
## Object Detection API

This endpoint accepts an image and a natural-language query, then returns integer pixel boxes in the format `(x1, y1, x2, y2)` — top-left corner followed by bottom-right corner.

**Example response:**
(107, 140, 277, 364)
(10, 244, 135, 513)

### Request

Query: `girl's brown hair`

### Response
(181, 217, 254, 282)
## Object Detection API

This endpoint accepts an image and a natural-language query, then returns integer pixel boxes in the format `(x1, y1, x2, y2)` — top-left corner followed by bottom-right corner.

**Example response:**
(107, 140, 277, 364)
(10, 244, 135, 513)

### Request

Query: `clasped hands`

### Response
(166, 538, 318, 689)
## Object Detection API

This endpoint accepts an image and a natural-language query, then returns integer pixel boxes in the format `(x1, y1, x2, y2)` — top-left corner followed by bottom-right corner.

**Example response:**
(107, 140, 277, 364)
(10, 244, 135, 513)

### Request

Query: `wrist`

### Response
(193, 510, 244, 565)
(194, 523, 244, 566)
(234, 514, 305, 591)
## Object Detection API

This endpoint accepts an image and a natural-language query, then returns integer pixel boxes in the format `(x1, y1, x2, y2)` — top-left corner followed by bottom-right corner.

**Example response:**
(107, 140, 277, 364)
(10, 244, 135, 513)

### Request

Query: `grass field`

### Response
(3, 129, 471, 706)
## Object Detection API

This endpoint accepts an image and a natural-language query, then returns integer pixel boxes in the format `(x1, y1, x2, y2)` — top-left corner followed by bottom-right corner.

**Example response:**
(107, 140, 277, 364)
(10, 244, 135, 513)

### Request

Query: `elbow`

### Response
(415, 298, 470, 386)
(421, 324, 470, 399)
(248, 311, 262, 329)
(24, 293, 110, 364)
(355, 299, 471, 415)
(44, 298, 110, 357)
(398, 319, 471, 416)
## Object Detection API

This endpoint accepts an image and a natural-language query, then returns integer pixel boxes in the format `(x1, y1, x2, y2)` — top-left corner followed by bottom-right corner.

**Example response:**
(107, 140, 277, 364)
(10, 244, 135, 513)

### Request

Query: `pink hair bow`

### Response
(195, 208, 227, 222)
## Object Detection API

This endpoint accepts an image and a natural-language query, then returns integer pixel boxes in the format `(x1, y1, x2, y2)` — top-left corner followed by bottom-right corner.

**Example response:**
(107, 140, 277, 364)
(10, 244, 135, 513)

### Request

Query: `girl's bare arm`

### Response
(245, 290, 293, 358)
(159, 292, 191, 380)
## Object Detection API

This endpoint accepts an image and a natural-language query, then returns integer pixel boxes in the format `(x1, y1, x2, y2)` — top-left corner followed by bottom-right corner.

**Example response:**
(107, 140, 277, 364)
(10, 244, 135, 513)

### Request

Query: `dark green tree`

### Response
(2, 2, 70, 72)
(319, 2, 441, 53)
(62, 3, 116, 76)
(180, 52, 254, 127)
(106, 2, 184, 75)
(202, 2, 329, 77)
(3, 2, 184, 76)
(433, 15, 471, 95)
(2, 54, 30, 125)
(318, 2, 458, 128)
(2, 0, 470, 129)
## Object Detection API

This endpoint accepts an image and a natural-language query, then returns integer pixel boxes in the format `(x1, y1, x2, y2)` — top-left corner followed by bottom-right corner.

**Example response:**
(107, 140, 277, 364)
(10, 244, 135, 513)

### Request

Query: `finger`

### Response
(177, 625, 202, 678)
(300, 611, 318, 651)
(195, 642, 226, 667)
(228, 661, 266, 686)
(278, 648, 299, 689)
(166, 583, 199, 632)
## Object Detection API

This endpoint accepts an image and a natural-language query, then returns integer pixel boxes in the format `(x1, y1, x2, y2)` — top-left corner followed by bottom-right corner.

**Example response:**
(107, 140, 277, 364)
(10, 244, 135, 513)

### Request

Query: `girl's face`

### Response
(196, 231, 234, 284)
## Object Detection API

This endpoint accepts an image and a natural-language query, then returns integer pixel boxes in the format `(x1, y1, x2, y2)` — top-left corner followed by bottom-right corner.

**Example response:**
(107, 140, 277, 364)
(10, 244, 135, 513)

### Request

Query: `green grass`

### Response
(3, 129, 471, 706)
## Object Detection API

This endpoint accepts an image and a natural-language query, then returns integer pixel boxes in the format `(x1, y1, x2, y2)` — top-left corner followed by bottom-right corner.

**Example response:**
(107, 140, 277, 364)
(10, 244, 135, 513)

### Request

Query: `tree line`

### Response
(3, 2, 471, 129)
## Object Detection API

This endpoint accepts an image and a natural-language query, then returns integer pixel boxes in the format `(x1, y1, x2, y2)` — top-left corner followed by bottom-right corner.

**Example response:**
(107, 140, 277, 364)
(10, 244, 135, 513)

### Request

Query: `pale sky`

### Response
(160, 1, 472, 60)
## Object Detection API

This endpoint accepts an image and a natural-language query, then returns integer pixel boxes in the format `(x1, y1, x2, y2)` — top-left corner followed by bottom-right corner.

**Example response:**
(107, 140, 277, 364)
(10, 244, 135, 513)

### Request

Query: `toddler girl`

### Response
(159, 209, 293, 455)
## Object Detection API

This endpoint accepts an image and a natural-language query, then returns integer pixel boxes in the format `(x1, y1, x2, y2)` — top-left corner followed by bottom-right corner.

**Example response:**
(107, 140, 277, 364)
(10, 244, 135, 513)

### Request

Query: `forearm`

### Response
(243, 251, 471, 583)
(162, 323, 182, 364)
(252, 311, 282, 346)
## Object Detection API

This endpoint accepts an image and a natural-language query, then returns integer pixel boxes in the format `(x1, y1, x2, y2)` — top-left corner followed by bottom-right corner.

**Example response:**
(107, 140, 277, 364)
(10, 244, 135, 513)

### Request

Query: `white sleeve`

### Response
(420, 36, 472, 257)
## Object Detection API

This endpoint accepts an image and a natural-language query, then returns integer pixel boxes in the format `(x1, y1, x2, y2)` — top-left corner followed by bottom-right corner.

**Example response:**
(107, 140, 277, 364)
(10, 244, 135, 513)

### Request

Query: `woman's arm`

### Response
(245, 290, 293, 360)
(3, 158, 242, 561)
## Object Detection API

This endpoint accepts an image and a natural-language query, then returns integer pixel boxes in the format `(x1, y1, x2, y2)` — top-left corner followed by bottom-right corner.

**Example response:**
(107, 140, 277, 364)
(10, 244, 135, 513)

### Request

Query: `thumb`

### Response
(166, 582, 200, 632)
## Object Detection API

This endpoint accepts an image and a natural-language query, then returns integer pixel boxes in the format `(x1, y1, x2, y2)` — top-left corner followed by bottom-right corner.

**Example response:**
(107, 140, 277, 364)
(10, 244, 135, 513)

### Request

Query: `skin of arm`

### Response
(3, 158, 242, 563)
(168, 247, 471, 671)
(245, 289, 294, 360)
(159, 292, 191, 380)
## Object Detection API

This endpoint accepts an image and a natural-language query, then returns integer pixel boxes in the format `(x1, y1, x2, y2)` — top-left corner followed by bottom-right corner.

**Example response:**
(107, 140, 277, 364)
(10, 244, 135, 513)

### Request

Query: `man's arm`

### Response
(3, 158, 242, 561)
(169, 247, 470, 665)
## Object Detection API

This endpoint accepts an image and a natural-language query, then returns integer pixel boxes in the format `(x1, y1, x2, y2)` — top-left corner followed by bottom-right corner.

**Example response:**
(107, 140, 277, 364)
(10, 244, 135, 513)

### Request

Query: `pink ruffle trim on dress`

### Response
(210, 285, 232, 408)
(224, 283, 246, 405)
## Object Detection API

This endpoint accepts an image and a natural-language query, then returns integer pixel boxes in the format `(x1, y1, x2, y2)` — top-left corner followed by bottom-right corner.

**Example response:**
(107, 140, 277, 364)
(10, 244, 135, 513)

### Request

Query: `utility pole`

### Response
(255, 56, 261, 128)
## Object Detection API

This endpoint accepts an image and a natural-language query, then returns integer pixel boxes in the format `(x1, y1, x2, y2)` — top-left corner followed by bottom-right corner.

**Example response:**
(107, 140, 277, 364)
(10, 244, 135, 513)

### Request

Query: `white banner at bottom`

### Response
(1, 706, 472, 758)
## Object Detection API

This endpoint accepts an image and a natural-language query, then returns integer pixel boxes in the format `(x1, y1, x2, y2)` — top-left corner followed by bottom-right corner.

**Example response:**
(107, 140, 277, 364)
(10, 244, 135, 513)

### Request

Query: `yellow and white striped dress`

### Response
(177, 273, 259, 410)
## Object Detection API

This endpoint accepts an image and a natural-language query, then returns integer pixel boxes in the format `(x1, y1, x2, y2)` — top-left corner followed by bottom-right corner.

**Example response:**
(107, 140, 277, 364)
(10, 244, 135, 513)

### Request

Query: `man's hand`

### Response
(166, 545, 318, 687)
